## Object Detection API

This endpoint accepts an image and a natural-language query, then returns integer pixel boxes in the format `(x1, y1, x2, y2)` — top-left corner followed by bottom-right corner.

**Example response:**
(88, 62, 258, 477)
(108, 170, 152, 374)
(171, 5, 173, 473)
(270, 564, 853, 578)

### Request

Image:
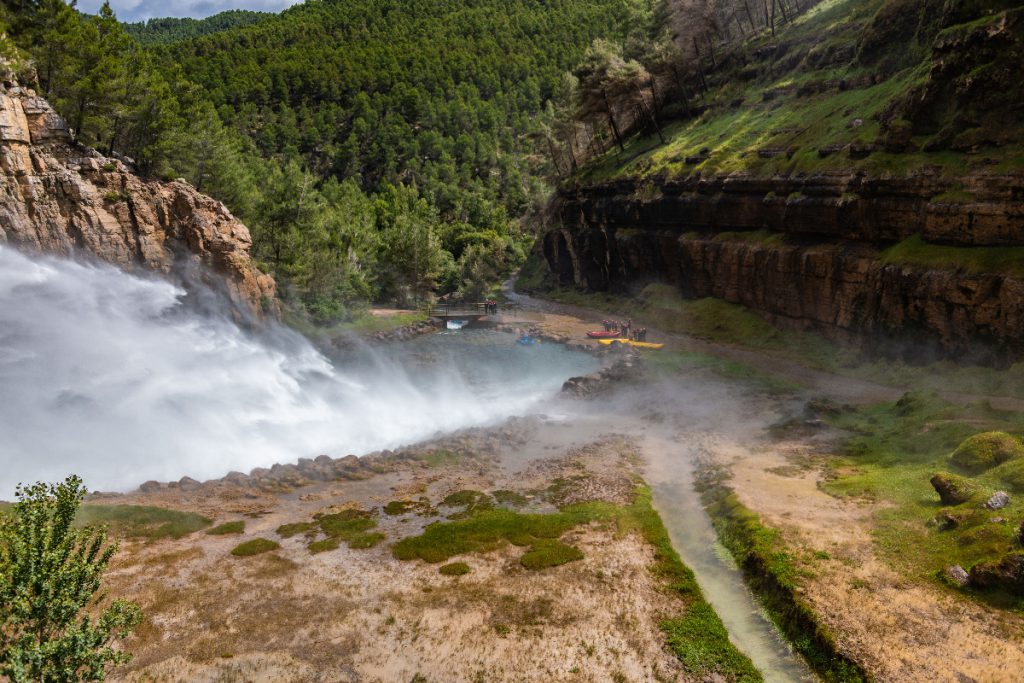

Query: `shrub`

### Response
(1, 477, 142, 680)
(951, 432, 1024, 472)
(439, 562, 471, 576)
(230, 538, 280, 557)
(206, 520, 244, 535)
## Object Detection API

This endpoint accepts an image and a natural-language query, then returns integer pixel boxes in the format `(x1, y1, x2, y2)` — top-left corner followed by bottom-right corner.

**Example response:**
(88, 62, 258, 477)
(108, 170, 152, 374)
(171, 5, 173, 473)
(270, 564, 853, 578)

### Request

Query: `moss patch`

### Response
(231, 538, 280, 557)
(394, 485, 761, 681)
(439, 561, 471, 576)
(519, 539, 584, 570)
(76, 504, 211, 539)
(951, 431, 1024, 473)
(276, 522, 315, 538)
(206, 520, 245, 535)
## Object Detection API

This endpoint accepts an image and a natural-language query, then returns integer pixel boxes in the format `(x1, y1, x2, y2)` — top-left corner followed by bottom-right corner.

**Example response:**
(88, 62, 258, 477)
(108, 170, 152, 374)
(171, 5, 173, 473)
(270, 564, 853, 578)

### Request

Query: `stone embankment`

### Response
(0, 76, 276, 320)
(545, 172, 1024, 362)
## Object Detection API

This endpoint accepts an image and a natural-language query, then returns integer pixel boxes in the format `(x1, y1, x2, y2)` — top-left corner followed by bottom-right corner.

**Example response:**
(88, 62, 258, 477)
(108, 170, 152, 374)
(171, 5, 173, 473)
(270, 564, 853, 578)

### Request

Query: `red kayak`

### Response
(586, 330, 621, 339)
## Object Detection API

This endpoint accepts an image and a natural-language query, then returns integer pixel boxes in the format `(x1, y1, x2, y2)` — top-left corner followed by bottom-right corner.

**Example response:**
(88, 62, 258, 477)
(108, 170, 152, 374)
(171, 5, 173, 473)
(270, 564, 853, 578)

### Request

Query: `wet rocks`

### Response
(930, 472, 978, 506)
(561, 355, 642, 398)
(984, 491, 1011, 510)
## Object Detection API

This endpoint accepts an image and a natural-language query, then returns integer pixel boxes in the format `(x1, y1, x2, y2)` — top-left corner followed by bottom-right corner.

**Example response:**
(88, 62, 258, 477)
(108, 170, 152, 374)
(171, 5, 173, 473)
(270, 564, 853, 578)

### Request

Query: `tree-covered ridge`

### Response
(154, 0, 653, 217)
(1, 0, 653, 322)
(123, 10, 270, 46)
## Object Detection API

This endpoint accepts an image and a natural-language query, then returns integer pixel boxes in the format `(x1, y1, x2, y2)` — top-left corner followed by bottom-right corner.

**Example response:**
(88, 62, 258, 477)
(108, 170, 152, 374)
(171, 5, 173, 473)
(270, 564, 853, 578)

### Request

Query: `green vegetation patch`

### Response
(519, 539, 584, 570)
(821, 392, 1024, 604)
(439, 561, 471, 576)
(206, 520, 245, 535)
(76, 504, 211, 539)
(230, 538, 280, 557)
(308, 538, 341, 554)
(950, 431, 1024, 473)
(394, 485, 759, 680)
(296, 508, 385, 552)
(882, 236, 1024, 278)
(492, 490, 530, 507)
(276, 522, 315, 538)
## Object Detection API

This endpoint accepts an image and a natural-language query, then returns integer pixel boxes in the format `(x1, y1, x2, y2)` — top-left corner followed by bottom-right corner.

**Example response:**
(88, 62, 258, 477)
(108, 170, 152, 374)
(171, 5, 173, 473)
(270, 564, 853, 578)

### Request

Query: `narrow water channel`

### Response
(643, 433, 816, 682)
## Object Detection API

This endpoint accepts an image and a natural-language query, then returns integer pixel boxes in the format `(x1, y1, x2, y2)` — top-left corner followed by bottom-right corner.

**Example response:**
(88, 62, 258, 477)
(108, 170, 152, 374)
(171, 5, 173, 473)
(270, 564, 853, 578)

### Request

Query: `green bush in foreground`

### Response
(206, 520, 245, 535)
(439, 562, 471, 576)
(951, 431, 1024, 472)
(231, 538, 280, 557)
(1, 477, 142, 682)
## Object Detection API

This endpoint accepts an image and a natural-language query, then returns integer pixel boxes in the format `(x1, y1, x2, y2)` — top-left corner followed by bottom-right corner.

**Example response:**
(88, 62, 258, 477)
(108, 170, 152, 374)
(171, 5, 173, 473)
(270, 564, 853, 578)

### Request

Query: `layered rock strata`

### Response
(0, 83, 276, 320)
(546, 175, 1024, 362)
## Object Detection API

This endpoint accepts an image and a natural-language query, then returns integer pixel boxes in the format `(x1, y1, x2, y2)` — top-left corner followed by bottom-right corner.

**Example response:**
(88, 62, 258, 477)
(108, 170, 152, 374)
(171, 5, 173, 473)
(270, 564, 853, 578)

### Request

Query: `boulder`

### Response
(984, 491, 1011, 510)
(944, 565, 970, 587)
(930, 472, 978, 506)
(951, 432, 1024, 473)
(178, 476, 201, 491)
(138, 480, 163, 493)
(968, 553, 1024, 595)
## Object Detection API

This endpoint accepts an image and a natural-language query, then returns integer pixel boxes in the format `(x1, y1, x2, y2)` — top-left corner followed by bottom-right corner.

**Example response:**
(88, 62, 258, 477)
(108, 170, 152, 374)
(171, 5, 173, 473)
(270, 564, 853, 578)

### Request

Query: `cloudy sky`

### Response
(77, 0, 303, 23)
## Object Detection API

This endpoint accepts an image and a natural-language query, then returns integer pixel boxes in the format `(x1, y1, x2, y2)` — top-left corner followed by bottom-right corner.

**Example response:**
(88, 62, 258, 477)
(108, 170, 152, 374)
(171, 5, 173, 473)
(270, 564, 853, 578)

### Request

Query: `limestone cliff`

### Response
(0, 82, 276, 321)
(543, 174, 1024, 364)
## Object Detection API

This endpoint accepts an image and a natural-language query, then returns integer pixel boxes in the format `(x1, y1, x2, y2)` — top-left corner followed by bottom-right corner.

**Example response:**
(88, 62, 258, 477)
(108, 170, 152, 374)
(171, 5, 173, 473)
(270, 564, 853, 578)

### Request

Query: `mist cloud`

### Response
(0, 246, 595, 496)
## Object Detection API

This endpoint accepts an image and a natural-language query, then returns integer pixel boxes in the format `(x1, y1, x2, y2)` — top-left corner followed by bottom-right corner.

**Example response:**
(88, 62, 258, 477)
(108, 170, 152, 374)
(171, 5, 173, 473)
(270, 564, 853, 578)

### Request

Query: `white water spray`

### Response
(0, 246, 594, 496)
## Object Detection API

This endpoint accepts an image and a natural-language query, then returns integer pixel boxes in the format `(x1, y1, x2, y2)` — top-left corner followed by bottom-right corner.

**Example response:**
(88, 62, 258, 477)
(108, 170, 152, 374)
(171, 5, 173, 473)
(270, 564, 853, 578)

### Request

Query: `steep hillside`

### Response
(0, 73, 276, 320)
(535, 0, 1024, 363)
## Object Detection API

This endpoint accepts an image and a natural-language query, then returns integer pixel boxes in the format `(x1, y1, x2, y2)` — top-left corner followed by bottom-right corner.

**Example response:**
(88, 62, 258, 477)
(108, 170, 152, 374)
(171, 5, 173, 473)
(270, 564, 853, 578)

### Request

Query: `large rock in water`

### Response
(0, 82, 276, 321)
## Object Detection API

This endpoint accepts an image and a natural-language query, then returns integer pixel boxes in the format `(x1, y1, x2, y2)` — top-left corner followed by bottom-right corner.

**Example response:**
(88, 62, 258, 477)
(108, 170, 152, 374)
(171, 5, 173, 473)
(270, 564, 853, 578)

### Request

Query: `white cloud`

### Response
(77, 0, 304, 23)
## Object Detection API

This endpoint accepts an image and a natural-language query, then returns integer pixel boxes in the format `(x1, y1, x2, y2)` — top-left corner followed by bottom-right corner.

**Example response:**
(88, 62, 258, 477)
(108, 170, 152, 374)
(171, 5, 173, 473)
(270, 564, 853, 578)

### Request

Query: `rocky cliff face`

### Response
(545, 174, 1024, 363)
(0, 82, 276, 321)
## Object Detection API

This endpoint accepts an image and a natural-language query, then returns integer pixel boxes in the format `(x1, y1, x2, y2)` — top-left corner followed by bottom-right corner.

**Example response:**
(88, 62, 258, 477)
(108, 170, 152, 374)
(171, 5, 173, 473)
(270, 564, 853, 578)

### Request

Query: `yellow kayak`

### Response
(597, 339, 664, 350)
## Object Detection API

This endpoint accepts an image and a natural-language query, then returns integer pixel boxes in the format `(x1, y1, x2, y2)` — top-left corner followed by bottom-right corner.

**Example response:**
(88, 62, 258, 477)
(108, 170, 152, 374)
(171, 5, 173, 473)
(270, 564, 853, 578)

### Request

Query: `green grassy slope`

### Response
(575, 0, 1024, 183)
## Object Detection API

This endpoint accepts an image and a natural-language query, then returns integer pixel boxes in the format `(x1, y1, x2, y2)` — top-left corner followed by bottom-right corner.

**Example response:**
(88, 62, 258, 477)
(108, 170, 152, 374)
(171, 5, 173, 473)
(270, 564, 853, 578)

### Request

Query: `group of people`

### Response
(601, 318, 648, 342)
(484, 300, 498, 314)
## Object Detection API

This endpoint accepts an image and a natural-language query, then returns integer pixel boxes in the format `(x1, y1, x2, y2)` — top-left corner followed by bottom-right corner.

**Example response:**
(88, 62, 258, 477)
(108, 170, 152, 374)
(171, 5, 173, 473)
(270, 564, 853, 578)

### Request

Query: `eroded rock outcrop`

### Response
(0, 82, 276, 320)
(545, 173, 1024, 362)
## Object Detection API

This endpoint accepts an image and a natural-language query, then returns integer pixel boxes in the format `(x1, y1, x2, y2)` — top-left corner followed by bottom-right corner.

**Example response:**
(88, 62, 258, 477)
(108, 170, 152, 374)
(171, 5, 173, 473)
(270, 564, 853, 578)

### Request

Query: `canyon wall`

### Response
(0, 81, 276, 320)
(545, 174, 1024, 362)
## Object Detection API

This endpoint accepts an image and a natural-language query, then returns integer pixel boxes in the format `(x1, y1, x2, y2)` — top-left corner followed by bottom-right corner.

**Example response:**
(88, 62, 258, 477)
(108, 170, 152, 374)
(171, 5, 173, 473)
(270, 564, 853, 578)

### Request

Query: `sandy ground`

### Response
(715, 432, 1024, 683)
(104, 433, 694, 683)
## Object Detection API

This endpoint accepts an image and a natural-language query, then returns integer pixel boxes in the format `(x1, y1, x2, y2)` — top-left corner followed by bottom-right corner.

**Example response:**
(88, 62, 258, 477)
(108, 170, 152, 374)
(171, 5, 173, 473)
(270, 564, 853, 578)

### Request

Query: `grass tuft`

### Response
(276, 522, 315, 538)
(206, 520, 245, 535)
(230, 538, 280, 557)
(519, 539, 584, 570)
(439, 561, 471, 576)
(76, 504, 211, 539)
